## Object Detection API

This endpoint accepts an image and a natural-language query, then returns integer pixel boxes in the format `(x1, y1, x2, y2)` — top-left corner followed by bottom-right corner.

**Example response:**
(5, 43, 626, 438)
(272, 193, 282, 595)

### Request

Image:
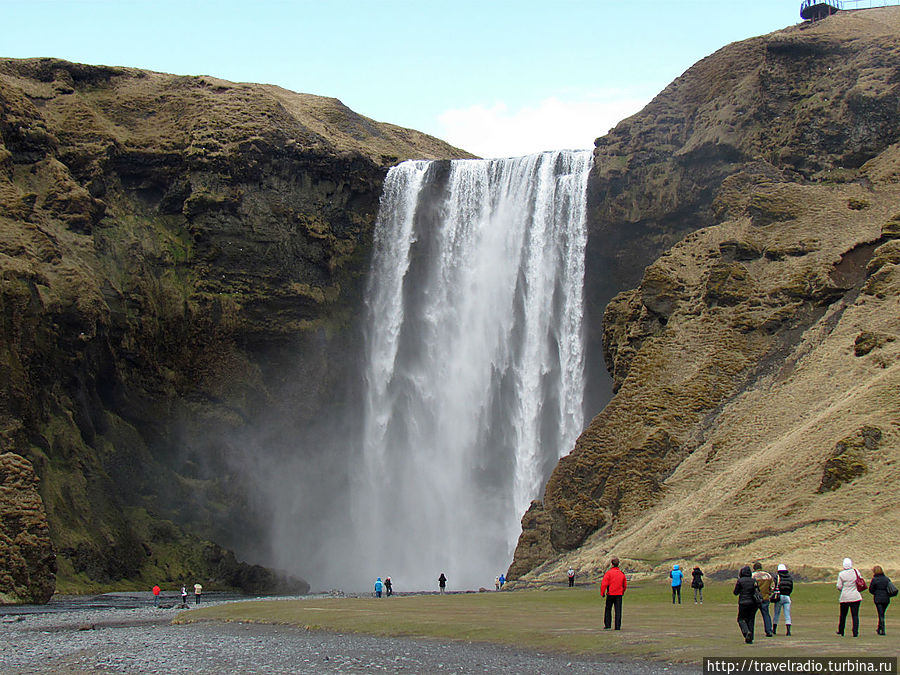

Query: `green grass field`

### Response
(173, 582, 898, 664)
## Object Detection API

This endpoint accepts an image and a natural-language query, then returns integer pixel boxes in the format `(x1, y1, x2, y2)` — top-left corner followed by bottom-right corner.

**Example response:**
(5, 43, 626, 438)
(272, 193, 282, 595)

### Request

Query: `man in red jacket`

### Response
(600, 557, 628, 630)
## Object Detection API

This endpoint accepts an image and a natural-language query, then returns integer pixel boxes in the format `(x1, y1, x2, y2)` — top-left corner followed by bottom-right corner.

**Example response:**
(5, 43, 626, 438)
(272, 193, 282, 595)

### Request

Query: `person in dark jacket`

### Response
(438, 573, 447, 594)
(691, 566, 704, 604)
(868, 565, 895, 635)
(772, 563, 794, 636)
(734, 565, 759, 643)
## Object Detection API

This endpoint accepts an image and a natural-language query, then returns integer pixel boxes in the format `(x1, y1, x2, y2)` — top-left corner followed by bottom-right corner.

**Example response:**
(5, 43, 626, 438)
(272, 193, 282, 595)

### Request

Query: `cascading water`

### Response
(356, 149, 593, 590)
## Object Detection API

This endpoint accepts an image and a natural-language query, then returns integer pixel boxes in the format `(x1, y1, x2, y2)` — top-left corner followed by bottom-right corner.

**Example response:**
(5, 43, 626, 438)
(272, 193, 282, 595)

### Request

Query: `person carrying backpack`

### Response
(772, 563, 794, 636)
(868, 565, 898, 635)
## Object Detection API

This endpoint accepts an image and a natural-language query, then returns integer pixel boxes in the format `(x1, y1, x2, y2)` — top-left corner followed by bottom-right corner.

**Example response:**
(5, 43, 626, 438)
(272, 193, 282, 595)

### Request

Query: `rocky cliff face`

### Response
(0, 57, 470, 598)
(0, 453, 55, 603)
(511, 8, 900, 581)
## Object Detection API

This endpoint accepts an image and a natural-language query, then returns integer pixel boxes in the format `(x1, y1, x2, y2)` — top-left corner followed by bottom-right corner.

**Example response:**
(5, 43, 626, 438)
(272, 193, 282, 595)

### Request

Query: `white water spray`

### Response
(355, 150, 592, 591)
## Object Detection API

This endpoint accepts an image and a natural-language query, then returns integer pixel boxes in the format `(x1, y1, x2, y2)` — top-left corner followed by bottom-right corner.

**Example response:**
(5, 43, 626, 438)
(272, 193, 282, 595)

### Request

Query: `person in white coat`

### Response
(836, 557, 864, 637)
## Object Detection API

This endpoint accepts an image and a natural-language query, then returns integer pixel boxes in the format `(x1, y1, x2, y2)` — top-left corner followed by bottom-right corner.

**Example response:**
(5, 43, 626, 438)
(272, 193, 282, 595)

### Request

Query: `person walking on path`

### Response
(669, 564, 683, 604)
(836, 557, 864, 637)
(771, 563, 794, 636)
(438, 573, 447, 594)
(734, 565, 760, 644)
(691, 566, 704, 604)
(152, 585, 161, 607)
(751, 562, 775, 636)
(194, 582, 203, 605)
(600, 557, 627, 630)
(374, 577, 383, 598)
(495, 576, 500, 591)
(868, 565, 897, 635)
(568, 568, 575, 587)
(499, 573, 505, 589)
(180, 585, 188, 607)
(384, 577, 393, 597)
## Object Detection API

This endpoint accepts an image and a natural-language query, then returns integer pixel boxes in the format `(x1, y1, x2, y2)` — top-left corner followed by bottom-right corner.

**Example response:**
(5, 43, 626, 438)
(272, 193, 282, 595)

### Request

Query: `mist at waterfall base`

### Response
(260, 150, 593, 592)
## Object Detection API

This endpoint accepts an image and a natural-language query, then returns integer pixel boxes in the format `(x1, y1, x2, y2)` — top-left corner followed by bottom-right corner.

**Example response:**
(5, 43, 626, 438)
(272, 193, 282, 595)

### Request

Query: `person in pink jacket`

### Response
(836, 557, 864, 637)
(600, 557, 628, 630)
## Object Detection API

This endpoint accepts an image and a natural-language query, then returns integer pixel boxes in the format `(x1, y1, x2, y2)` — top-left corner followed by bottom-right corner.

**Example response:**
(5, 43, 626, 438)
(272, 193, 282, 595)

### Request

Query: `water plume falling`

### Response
(355, 150, 592, 590)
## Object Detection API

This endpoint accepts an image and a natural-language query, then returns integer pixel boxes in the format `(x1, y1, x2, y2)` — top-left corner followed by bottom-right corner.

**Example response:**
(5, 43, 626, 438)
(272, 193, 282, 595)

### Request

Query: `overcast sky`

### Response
(4, 0, 803, 157)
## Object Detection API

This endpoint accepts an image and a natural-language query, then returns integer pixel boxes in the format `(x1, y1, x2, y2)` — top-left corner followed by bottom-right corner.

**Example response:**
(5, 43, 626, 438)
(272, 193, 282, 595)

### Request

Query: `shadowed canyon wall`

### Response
(0, 57, 470, 601)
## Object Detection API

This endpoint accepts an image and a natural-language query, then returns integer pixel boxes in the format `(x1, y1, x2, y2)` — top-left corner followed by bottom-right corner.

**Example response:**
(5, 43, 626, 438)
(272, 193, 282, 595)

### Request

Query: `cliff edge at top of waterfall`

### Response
(0, 57, 474, 166)
(511, 7, 900, 583)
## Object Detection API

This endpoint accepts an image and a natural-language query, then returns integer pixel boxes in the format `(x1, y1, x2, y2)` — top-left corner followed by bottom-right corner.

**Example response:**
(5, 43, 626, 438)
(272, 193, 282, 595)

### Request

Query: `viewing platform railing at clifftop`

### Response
(801, 0, 900, 20)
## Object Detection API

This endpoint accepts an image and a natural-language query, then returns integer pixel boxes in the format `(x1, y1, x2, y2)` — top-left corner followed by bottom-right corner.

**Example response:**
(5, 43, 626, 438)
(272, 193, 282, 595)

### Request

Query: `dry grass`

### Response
(174, 583, 898, 664)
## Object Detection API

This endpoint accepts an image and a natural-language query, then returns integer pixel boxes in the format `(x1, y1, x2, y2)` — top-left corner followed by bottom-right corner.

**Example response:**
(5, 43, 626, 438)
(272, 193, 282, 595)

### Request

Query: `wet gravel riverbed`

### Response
(1, 597, 698, 674)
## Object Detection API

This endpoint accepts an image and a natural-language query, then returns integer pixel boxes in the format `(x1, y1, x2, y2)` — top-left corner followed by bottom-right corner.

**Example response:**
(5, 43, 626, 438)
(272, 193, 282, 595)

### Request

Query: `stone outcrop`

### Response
(0, 453, 55, 604)
(0, 57, 470, 597)
(511, 8, 900, 582)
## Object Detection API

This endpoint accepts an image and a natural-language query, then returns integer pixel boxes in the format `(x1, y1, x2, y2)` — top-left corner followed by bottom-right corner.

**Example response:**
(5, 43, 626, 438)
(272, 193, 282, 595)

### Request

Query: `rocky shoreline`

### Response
(1, 596, 697, 674)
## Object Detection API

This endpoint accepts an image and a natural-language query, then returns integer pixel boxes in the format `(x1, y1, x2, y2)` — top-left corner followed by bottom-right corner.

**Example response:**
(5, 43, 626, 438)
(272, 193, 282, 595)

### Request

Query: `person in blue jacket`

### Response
(375, 577, 383, 598)
(669, 564, 684, 604)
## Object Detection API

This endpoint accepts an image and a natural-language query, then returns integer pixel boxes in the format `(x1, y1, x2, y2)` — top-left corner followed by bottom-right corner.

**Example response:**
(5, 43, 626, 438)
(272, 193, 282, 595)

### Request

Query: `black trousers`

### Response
(672, 585, 682, 603)
(738, 603, 758, 641)
(604, 594, 623, 630)
(875, 602, 888, 633)
(838, 600, 860, 636)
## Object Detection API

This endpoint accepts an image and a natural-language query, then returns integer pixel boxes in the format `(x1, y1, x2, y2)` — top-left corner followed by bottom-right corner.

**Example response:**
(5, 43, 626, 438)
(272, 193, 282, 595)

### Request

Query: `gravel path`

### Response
(1, 602, 698, 674)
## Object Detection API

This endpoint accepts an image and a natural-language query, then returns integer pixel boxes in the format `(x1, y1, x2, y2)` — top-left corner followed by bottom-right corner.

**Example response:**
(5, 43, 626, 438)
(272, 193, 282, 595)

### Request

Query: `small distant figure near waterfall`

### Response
(384, 576, 393, 596)
(438, 573, 447, 594)
(568, 567, 576, 587)
(691, 566, 704, 604)
(194, 582, 202, 605)
(669, 564, 683, 604)
(375, 577, 383, 598)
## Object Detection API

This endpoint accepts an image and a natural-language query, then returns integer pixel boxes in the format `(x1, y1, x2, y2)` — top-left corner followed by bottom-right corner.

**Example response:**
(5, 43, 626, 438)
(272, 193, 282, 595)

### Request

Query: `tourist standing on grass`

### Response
(495, 576, 500, 590)
(194, 582, 203, 605)
(499, 573, 505, 589)
(669, 564, 683, 604)
(438, 573, 447, 594)
(385, 576, 393, 597)
(568, 567, 575, 587)
(600, 557, 627, 630)
(152, 585, 161, 607)
(691, 566, 704, 604)
(771, 563, 793, 636)
(836, 557, 863, 637)
(734, 565, 759, 644)
(375, 577, 383, 597)
(751, 562, 775, 637)
(868, 565, 897, 635)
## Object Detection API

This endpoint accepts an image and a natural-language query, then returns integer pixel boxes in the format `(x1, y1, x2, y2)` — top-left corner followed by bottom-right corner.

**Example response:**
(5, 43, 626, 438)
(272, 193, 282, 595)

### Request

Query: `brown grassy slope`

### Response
(511, 9, 900, 582)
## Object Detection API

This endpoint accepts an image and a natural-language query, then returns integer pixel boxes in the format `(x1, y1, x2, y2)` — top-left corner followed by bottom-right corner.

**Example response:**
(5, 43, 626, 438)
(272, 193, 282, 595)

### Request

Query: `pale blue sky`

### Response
(4, 0, 803, 157)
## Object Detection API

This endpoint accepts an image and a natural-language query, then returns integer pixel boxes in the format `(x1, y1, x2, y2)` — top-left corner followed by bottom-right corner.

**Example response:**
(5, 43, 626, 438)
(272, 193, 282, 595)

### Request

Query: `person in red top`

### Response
(600, 557, 628, 630)
(152, 585, 161, 607)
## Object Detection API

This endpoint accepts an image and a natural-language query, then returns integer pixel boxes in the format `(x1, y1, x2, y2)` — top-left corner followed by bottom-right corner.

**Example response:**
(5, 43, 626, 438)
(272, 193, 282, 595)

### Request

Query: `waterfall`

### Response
(356, 149, 593, 591)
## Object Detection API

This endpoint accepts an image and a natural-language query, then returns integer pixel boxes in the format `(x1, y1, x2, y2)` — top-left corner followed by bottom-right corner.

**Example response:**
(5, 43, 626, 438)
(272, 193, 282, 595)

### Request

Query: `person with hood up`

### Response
(836, 557, 864, 637)
(734, 565, 760, 643)
(868, 565, 897, 635)
(771, 563, 794, 636)
(669, 564, 684, 604)
(691, 566, 704, 604)
(600, 557, 627, 630)
(438, 573, 447, 594)
(374, 577, 383, 598)
(152, 585, 161, 607)
(384, 576, 393, 597)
